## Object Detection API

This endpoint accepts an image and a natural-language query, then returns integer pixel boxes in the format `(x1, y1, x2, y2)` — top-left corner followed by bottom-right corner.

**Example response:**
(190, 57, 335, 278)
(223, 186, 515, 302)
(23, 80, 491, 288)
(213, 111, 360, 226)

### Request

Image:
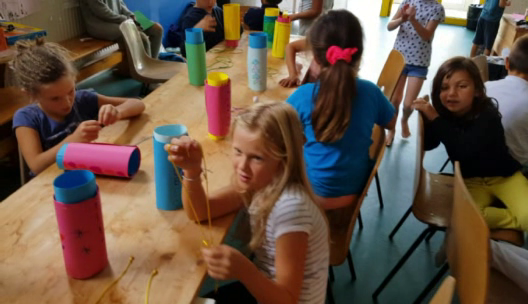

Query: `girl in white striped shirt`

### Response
(166, 102, 329, 304)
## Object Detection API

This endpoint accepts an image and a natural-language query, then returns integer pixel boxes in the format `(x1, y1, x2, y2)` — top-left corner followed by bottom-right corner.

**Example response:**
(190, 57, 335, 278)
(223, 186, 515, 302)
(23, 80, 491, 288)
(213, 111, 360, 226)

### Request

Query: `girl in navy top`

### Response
(12, 39, 145, 175)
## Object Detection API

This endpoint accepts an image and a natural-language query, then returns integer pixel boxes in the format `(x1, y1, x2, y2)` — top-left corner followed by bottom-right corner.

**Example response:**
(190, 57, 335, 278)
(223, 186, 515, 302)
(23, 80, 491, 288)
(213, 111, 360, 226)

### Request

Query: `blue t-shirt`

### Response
(287, 79, 395, 197)
(12, 90, 99, 152)
(481, 0, 505, 22)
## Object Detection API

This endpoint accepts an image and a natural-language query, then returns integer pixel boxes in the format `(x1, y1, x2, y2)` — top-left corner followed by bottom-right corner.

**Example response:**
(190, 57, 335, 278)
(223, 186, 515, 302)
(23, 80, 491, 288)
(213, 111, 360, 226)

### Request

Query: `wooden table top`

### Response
(0, 33, 308, 303)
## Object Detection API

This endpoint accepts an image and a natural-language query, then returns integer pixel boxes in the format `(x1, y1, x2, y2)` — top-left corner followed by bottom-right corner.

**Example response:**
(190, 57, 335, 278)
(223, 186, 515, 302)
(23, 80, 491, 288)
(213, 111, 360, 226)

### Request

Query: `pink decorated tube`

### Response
(56, 143, 141, 177)
(54, 190, 108, 279)
(205, 73, 231, 140)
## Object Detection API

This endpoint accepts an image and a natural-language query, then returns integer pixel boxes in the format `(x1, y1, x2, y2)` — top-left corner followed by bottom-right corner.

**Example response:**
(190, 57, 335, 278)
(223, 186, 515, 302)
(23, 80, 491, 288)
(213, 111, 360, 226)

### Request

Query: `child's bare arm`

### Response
(410, 18, 441, 42)
(16, 121, 102, 174)
(290, 0, 324, 21)
(97, 95, 145, 126)
(279, 39, 307, 88)
(388, 6, 408, 31)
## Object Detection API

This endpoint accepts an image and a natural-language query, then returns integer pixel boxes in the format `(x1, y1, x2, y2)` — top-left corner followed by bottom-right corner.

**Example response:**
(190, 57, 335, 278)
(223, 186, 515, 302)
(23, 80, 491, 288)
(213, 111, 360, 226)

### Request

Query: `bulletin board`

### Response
(0, 0, 40, 20)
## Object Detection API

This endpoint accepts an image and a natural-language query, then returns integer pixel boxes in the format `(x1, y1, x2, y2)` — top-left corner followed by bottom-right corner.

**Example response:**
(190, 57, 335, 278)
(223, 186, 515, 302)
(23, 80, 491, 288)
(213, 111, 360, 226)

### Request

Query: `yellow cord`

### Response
(95, 256, 135, 304)
(170, 148, 214, 247)
(145, 269, 159, 304)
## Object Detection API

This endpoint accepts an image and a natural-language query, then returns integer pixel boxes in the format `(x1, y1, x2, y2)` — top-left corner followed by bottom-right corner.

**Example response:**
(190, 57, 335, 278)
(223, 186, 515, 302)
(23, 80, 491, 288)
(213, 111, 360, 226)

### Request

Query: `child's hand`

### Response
(407, 5, 417, 21)
(165, 136, 203, 175)
(98, 104, 121, 126)
(195, 15, 217, 32)
(201, 245, 250, 281)
(401, 4, 410, 21)
(69, 120, 101, 143)
(279, 74, 301, 88)
(413, 96, 438, 121)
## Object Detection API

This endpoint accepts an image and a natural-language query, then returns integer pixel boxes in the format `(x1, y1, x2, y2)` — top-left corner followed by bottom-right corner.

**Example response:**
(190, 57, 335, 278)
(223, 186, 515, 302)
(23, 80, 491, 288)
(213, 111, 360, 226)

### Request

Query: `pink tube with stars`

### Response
(53, 170, 108, 279)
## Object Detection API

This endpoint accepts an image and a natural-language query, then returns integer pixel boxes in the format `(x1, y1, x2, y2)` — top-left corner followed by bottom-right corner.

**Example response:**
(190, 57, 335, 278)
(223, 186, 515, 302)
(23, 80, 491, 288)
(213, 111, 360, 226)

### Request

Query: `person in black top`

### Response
(414, 56, 528, 232)
(180, 0, 225, 57)
(244, 0, 282, 31)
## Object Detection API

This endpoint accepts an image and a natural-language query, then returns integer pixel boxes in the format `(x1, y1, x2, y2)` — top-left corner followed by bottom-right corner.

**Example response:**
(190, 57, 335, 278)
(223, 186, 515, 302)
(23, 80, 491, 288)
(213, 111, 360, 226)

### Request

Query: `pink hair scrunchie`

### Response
(326, 46, 358, 65)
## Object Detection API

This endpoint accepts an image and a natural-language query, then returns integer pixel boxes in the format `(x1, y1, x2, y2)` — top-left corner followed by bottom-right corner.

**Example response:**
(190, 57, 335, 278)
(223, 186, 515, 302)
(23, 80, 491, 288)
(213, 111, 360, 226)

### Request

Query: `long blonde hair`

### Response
(10, 38, 76, 95)
(232, 102, 323, 250)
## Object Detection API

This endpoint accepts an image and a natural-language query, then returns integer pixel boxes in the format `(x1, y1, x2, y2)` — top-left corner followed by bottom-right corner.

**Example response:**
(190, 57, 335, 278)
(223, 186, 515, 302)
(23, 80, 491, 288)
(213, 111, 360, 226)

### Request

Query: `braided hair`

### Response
(10, 38, 76, 95)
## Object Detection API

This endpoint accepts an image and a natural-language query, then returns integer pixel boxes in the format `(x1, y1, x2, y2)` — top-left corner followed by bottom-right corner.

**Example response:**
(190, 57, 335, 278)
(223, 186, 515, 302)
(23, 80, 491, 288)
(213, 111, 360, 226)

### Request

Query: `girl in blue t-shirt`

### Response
(287, 10, 396, 210)
(12, 39, 145, 175)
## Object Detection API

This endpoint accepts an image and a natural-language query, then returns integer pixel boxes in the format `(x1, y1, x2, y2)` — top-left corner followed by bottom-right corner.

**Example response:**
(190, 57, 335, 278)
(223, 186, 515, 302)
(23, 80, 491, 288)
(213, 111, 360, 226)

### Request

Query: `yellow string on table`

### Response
(95, 256, 135, 304)
(145, 269, 159, 304)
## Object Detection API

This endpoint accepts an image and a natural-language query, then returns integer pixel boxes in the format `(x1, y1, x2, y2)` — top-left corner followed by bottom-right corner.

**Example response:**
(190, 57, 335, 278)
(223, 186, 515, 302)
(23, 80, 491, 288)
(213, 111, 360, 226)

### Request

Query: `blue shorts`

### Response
(473, 18, 500, 50)
(402, 64, 428, 79)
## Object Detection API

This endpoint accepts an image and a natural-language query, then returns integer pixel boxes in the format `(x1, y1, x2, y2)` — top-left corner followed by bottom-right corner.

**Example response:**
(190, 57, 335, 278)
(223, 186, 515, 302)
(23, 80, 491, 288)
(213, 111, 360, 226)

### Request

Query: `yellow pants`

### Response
(465, 171, 528, 231)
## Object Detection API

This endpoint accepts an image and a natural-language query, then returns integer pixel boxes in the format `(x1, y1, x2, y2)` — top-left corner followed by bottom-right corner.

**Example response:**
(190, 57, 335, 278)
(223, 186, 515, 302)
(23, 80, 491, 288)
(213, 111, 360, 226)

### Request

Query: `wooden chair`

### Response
(355, 49, 405, 229)
(471, 55, 489, 82)
(326, 125, 386, 301)
(119, 20, 183, 95)
(373, 114, 454, 300)
(377, 49, 405, 101)
(421, 162, 528, 303)
(429, 276, 455, 304)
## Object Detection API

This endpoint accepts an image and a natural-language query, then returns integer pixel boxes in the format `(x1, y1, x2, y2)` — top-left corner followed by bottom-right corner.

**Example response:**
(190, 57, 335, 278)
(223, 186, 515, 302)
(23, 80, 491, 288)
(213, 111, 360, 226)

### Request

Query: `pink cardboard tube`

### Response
(54, 190, 108, 279)
(205, 79, 231, 138)
(57, 143, 141, 178)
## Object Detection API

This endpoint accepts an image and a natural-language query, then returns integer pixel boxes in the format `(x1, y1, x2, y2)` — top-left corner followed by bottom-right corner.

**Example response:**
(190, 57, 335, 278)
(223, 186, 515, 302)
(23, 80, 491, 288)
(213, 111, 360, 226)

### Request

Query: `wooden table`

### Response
(0, 33, 308, 303)
(492, 14, 528, 56)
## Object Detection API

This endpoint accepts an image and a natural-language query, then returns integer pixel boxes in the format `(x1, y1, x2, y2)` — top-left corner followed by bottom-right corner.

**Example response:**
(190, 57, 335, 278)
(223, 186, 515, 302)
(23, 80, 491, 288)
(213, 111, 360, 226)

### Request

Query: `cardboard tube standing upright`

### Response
(223, 3, 240, 48)
(263, 8, 280, 49)
(185, 28, 207, 86)
(53, 170, 108, 279)
(272, 15, 291, 58)
(153, 124, 188, 211)
(248, 32, 268, 92)
(205, 72, 231, 140)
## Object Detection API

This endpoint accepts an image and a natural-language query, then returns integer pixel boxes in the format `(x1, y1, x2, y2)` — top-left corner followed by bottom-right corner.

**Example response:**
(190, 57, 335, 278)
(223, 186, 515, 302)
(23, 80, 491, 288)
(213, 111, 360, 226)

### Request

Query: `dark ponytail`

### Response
(308, 10, 364, 143)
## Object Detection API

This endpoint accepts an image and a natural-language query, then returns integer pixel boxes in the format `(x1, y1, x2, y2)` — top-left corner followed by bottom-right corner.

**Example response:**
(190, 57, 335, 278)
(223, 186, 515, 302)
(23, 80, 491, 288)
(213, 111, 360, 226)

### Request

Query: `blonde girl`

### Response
(12, 39, 145, 175)
(166, 102, 329, 304)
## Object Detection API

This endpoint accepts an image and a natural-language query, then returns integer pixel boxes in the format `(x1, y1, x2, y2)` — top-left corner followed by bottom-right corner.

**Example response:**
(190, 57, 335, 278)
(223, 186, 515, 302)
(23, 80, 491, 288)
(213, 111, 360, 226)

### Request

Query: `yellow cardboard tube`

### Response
(207, 72, 229, 87)
(272, 18, 291, 58)
(265, 7, 280, 17)
(223, 4, 240, 41)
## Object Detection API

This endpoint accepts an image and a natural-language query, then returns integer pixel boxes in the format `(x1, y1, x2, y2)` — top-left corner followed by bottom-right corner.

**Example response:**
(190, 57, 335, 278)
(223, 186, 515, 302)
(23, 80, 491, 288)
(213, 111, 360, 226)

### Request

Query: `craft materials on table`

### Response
(56, 142, 141, 178)
(223, 3, 241, 48)
(153, 124, 188, 210)
(263, 7, 280, 49)
(53, 170, 108, 279)
(205, 72, 231, 140)
(0, 21, 46, 45)
(272, 14, 291, 58)
(185, 28, 207, 86)
(248, 32, 268, 92)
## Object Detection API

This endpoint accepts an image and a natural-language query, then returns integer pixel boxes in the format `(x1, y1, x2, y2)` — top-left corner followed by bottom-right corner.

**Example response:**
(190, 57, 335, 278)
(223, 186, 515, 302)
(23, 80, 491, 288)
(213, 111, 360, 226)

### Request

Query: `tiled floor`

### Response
(2, 1, 488, 302)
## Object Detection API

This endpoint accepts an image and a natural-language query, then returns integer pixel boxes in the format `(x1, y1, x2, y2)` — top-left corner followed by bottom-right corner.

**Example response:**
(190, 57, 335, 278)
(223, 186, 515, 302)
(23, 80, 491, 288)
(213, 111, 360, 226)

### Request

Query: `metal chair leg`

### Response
(375, 172, 384, 209)
(329, 266, 335, 282)
(413, 263, 449, 304)
(389, 205, 413, 240)
(347, 250, 357, 281)
(425, 229, 436, 243)
(373, 227, 433, 300)
(439, 158, 450, 173)
(326, 277, 335, 304)
(358, 212, 364, 230)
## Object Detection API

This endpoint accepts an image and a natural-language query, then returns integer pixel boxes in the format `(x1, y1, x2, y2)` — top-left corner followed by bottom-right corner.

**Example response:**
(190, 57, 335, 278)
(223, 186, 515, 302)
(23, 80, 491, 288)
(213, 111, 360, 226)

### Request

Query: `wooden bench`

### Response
(58, 36, 123, 82)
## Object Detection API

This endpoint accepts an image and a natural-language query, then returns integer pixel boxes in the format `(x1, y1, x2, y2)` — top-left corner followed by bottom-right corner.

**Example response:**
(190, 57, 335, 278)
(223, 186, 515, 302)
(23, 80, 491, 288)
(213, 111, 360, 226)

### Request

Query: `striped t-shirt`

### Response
(298, 0, 334, 35)
(249, 187, 329, 303)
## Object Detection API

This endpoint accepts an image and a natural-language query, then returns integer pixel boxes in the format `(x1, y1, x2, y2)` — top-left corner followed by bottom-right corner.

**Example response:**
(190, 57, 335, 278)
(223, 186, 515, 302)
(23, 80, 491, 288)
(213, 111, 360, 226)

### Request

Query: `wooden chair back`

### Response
(429, 276, 456, 304)
(377, 50, 405, 100)
(329, 125, 386, 265)
(471, 55, 489, 82)
(447, 161, 490, 304)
